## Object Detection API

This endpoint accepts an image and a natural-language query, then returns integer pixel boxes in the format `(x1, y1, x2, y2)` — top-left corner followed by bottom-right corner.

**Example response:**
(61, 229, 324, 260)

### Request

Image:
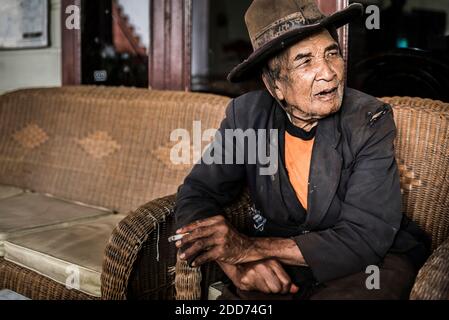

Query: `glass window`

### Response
(191, 0, 264, 97)
(81, 0, 149, 87)
(348, 0, 449, 102)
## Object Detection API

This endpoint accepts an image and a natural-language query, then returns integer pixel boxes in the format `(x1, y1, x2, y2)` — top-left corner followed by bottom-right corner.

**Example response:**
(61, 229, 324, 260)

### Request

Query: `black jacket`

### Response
(175, 88, 428, 283)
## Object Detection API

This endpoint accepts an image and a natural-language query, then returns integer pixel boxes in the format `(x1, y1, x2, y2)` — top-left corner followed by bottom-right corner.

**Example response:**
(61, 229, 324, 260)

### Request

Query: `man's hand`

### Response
(176, 215, 253, 266)
(235, 259, 299, 294)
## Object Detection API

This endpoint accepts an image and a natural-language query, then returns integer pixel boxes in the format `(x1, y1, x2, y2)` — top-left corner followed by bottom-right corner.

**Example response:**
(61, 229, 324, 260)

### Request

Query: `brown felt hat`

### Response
(227, 0, 363, 83)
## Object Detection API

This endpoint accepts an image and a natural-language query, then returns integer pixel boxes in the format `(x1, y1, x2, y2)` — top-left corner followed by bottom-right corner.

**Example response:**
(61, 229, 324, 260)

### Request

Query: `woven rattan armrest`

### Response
(101, 191, 252, 300)
(175, 191, 253, 300)
(410, 237, 449, 300)
(101, 194, 178, 300)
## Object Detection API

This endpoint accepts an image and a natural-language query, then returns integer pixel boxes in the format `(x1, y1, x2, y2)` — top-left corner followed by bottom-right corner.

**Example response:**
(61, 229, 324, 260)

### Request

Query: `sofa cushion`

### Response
(4, 214, 125, 297)
(0, 185, 23, 200)
(0, 192, 112, 256)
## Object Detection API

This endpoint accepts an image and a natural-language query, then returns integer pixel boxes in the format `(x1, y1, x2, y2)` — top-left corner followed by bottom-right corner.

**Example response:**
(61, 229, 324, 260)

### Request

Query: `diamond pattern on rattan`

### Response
(77, 131, 121, 159)
(13, 123, 49, 150)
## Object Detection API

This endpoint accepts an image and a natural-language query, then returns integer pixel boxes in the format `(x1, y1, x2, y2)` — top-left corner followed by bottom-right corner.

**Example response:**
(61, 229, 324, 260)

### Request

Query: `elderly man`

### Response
(174, 0, 428, 299)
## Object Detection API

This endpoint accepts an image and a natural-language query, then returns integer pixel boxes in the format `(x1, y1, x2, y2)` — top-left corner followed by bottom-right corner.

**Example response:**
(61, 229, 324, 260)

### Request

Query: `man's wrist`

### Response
(242, 237, 306, 266)
(240, 237, 279, 263)
(240, 237, 266, 263)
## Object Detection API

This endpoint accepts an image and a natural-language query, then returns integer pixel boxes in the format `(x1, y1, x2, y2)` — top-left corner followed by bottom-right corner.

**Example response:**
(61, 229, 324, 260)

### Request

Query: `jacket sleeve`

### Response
(174, 99, 246, 230)
(294, 108, 402, 283)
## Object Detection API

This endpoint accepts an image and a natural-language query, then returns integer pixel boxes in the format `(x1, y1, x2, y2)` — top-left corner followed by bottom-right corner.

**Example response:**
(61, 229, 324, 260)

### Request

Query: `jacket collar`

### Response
(271, 98, 343, 230)
(305, 108, 342, 229)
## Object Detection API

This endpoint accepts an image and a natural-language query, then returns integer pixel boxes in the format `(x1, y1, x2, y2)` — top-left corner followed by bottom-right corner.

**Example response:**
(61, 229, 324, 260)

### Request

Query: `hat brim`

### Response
(227, 3, 363, 83)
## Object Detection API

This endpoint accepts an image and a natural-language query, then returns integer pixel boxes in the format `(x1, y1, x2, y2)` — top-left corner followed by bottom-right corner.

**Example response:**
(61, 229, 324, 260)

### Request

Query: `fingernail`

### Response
(180, 253, 185, 259)
(176, 229, 182, 234)
(175, 241, 181, 247)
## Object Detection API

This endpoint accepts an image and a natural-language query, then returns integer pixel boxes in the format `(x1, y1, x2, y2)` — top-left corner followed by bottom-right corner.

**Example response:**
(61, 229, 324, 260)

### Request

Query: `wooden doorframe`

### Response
(61, 0, 82, 85)
(148, 0, 192, 91)
(60, 1, 348, 89)
(61, 0, 193, 90)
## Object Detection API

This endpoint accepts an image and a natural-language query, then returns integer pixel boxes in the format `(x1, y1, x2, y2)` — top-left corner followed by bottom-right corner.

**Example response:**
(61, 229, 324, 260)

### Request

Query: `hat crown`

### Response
(245, 0, 326, 49)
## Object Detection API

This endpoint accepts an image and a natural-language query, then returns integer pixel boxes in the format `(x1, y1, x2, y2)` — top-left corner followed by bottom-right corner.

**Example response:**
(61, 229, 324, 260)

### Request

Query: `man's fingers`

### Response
(179, 237, 217, 261)
(177, 215, 224, 234)
(252, 279, 269, 294)
(257, 265, 282, 294)
(270, 262, 293, 294)
(241, 274, 269, 293)
(237, 260, 299, 295)
(290, 284, 299, 294)
(243, 272, 270, 294)
(177, 226, 216, 248)
(191, 247, 219, 267)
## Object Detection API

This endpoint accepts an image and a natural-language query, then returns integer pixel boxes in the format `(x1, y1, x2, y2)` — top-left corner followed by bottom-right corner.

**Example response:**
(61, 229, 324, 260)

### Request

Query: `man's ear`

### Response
(262, 73, 285, 101)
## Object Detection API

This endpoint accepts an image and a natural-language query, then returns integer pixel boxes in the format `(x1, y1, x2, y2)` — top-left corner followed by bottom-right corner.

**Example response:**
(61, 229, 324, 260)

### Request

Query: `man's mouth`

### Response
(314, 86, 338, 101)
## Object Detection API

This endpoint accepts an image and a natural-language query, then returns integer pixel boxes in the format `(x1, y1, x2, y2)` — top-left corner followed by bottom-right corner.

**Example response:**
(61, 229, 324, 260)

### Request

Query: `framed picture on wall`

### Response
(0, 0, 49, 49)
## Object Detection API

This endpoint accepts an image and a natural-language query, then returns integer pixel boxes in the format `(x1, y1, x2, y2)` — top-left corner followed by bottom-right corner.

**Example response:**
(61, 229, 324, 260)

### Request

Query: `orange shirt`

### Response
(284, 132, 315, 211)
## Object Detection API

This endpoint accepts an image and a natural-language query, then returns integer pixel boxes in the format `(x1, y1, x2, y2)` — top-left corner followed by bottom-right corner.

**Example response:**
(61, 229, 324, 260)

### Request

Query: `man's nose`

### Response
(316, 60, 336, 82)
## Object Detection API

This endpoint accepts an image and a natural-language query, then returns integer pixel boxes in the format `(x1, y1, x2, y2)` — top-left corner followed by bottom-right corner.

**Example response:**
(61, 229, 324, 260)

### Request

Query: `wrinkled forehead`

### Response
(265, 28, 340, 72)
(287, 29, 338, 57)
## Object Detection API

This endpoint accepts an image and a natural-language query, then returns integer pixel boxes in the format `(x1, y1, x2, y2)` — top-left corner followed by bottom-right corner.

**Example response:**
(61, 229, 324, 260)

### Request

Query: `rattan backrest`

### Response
(381, 97, 449, 249)
(0, 86, 229, 213)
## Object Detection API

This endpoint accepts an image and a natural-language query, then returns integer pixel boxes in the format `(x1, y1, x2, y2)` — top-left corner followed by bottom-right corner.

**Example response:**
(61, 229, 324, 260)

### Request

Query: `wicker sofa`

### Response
(101, 96, 449, 300)
(0, 86, 230, 299)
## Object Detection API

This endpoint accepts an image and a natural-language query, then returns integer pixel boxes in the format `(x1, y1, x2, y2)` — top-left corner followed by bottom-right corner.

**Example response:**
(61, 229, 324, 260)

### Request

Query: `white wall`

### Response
(0, 0, 61, 95)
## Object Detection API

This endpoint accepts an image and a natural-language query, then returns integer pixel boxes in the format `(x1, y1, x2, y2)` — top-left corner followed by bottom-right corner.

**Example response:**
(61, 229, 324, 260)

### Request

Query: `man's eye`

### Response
(328, 50, 340, 57)
(298, 58, 311, 66)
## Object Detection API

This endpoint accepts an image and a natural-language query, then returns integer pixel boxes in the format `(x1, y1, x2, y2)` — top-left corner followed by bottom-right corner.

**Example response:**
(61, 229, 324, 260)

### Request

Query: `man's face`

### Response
(267, 29, 345, 121)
